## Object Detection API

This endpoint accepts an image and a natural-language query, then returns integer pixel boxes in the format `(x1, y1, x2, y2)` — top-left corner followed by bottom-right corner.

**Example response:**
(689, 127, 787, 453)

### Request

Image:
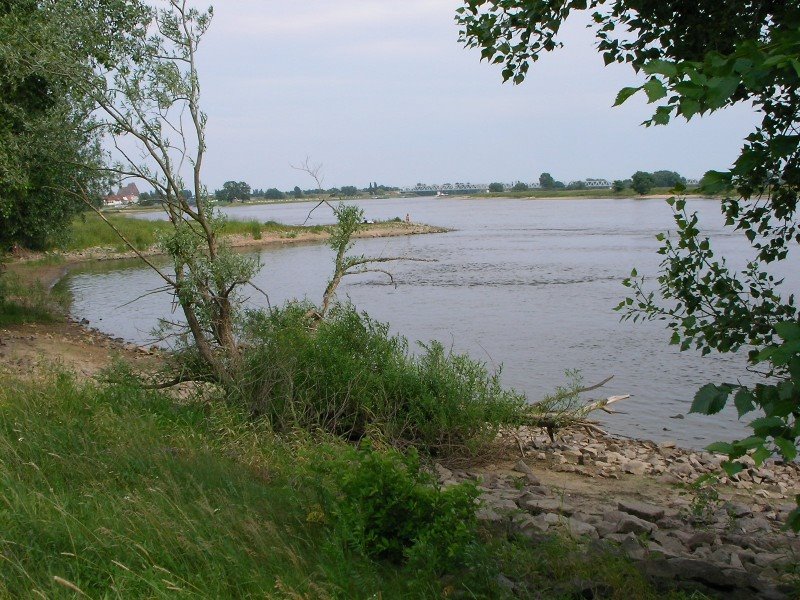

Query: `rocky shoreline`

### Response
(437, 428, 799, 598)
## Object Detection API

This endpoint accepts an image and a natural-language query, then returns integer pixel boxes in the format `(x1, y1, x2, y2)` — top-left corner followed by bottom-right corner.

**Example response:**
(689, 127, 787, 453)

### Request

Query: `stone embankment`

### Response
(437, 429, 800, 599)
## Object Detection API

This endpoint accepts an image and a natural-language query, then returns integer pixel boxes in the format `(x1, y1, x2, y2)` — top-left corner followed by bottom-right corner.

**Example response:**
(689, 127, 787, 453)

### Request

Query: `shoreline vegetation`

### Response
(6, 213, 449, 271)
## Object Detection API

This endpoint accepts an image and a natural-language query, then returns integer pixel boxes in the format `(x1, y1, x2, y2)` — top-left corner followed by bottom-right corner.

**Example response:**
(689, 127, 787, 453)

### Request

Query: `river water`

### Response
(67, 197, 799, 448)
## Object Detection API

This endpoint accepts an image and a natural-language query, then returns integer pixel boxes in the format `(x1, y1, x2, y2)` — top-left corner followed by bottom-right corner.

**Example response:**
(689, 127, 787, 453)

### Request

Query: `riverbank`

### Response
(1, 314, 798, 597)
(2, 324, 798, 598)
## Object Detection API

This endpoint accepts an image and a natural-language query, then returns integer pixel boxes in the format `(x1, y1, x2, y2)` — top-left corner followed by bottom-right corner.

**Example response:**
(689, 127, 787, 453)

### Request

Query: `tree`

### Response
(488, 182, 505, 192)
(512, 181, 529, 191)
(651, 170, 685, 188)
(215, 180, 250, 202)
(0, 0, 127, 251)
(340, 185, 358, 197)
(612, 180, 626, 193)
(566, 180, 586, 190)
(538, 172, 555, 189)
(20, 0, 260, 389)
(264, 188, 285, 200)
(457, 0, 800, 528)
(631, 171, 655, 195)
(293, 185, 304, 198)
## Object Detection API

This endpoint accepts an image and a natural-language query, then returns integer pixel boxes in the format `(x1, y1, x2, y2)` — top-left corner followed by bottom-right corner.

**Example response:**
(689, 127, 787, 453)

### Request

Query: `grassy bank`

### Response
(64, 213, 332, 252)
(0, 371, 696, 599)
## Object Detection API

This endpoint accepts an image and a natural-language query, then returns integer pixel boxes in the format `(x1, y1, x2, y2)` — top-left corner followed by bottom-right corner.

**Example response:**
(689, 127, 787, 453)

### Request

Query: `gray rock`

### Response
(480, 494, 518, 512)
(476, 507, 502, 522)
(620, 533, 647, 560)
(618, 499, 665, 522)
(615, 514, 657, 535)
(521, 497, 574, 516)
(565, 517, 599, 539)
(623, 460, 649, 475)
(435, 463, 453, 480)
(513, 459, 534, 475)
(686, 531, 716, 550)
(738, 515, 772, 533)
(670, 462, 695, 477)
(730, 552, 745, 570)
(496, 573, 516, 591)
(754, 552, 790, 569)
(651, 531, 688, 555)
(725, 502, 753, 519)
(641, 557, 758, 594)
(511, 513, 547, 534)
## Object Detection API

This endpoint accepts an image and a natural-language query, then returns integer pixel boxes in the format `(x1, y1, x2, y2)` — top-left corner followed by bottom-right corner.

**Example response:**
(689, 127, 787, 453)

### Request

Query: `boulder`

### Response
(618, 499, 665, 522)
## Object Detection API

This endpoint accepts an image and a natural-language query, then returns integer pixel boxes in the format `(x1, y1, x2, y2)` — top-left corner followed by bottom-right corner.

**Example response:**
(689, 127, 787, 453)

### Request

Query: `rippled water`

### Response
(68, 197, 799, 448)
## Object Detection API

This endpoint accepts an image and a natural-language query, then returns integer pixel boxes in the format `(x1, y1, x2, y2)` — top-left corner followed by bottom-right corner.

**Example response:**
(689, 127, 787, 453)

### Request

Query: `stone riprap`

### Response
(436, 429, 799, 599)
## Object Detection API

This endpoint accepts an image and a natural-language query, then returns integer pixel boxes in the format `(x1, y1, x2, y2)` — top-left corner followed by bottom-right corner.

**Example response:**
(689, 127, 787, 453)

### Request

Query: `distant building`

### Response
(104, 183, 140, 206)
(585, 178, 611, 188)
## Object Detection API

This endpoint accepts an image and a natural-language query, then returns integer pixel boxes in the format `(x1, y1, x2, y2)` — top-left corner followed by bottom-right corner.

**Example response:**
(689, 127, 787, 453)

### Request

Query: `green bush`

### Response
(238, 303, 526, 456)
(320, 443, 480, 573)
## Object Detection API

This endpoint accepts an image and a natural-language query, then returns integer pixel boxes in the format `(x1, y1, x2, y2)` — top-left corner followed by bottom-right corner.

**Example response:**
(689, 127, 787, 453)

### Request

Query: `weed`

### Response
(688, 473, 722, 525)
(247, 220, 262, 240)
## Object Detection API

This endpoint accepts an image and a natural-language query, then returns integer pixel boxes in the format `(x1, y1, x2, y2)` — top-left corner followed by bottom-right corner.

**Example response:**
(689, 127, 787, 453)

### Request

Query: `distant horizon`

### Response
(112, 2, 759, 191)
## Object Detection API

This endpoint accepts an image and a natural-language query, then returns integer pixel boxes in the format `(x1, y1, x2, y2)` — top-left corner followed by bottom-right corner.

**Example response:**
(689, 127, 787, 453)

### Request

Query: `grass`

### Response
(0, 370, 702, 599)
(60, 213, 402, 253)
(0, 270, 69, 327)
(0, 372, 440, 598)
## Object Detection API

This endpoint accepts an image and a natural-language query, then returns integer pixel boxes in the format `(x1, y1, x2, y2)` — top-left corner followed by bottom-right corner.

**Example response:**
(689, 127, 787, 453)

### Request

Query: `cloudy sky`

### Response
(191, 1, 759, 190)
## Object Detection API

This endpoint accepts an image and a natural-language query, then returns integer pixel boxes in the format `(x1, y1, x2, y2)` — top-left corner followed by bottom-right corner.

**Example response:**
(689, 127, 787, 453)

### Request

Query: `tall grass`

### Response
(0, 372, 451, 597)
(0, 270, 69, 326)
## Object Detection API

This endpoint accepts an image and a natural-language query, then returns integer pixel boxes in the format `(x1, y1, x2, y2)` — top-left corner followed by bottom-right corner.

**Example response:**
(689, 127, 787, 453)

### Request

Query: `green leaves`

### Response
(690, 383, 731, 415)
(643, 78, 667, 103)
(733, 388, 755, 418)
(613, 86, 639, 106)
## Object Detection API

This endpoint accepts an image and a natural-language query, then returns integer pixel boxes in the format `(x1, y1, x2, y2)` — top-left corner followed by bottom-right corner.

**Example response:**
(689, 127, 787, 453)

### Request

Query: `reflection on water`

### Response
(70, 197, 800, 448)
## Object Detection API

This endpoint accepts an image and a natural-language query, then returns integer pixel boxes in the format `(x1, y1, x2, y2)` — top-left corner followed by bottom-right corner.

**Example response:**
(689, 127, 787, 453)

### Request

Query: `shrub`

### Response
(320, 443, 480, 573)
(237, 303, 526, 456)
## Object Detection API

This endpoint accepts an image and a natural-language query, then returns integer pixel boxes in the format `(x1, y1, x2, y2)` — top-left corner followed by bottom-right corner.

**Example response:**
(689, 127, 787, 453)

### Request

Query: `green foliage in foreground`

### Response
(0, 372, 698, 599)
(239, 303, 527, 457)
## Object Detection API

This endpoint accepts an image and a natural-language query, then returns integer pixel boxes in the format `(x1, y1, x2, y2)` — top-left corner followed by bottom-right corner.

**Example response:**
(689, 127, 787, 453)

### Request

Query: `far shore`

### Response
(109, 192, 714, 215)
(6, 221, 450, 291)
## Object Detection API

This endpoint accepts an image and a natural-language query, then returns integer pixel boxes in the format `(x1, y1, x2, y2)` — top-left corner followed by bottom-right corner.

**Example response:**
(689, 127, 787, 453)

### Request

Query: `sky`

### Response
(186, 1, 760, 190)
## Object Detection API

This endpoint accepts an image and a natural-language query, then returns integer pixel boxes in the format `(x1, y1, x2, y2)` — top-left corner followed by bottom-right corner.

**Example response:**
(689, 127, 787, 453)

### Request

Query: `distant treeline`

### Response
(488, 170, 696, 195)
(136, 171, 696, 205)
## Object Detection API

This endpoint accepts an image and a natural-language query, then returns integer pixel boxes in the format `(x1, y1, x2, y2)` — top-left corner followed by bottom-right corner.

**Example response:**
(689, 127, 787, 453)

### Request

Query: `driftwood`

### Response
(522, 375, 631, 441)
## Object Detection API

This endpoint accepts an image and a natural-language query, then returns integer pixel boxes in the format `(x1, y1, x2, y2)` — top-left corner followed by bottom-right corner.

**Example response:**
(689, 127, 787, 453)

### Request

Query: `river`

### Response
(67, 196, 799, 448)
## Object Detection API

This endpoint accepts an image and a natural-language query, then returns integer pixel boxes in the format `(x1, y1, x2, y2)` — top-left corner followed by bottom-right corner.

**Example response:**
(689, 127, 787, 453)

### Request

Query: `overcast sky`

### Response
(190, 1, 759, 190)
